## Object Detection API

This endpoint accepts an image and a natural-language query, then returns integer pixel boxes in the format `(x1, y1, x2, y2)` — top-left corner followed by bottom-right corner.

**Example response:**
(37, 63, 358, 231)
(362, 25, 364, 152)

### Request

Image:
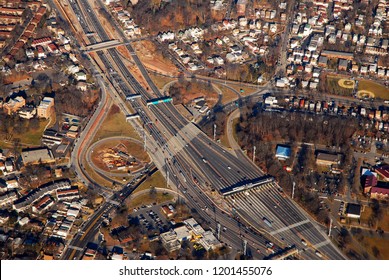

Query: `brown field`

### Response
(227, 83, 258, 96)
(3, 72, 31, 84)
(132, 40, 178, 75)
(170, 80, 219, 107)
(360, 235, 389, 259)
(360, 206, 389, 232)
(126, 192, 174, 209)
(220, 86, 239, 105)
(149, 72, 175, 90)
(90, 139, 149, 173)
(133, 171, 168, 194)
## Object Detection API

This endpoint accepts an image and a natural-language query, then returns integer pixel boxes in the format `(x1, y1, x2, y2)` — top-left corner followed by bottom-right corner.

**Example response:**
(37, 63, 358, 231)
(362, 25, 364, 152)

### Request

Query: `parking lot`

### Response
(131, 203, 174, 235)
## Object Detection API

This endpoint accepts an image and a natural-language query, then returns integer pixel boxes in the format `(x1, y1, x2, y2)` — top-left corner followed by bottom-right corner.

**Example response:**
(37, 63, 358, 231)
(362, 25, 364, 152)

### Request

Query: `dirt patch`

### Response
(338, 79, 355, 89)
(90, 139, 149, 174)
(357, 90, 375, 99)
(169, 79, 219, 107)
(132, 40, 178, 75)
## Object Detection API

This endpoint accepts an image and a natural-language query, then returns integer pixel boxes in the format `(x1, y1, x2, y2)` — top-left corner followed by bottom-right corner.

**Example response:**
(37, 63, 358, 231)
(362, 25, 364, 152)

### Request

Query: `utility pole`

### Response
(243, 239, 247, 256)
(213, 124, 217, 141)
(253, 145, 256, 162)
(292, 181, 296, 200)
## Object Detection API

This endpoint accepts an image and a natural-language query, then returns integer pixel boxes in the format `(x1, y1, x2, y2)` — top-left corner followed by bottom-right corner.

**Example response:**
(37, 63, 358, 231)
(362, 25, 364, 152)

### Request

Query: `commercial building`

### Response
(320, 50, 354, 60)
(37, 97, 54, 118)
(21, 147, 55, 165)
(275, 145, 291, 160)
(316, 152, 342, 166)
(370, 184, 389, 200)
(3, 96, 25, 115)
(375, 165, 389, 182)
(198, 230, 222, 251)
(160, 225, 192, 252)
(18, 106, 36, 119)
(345, 203, 361, 219)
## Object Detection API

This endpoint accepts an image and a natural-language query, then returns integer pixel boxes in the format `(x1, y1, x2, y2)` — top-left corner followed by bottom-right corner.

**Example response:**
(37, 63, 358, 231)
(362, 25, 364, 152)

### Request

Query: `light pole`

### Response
(213, 123, 217, 141)
(328, 218, 333, 237)
(143, 130, 146, 151)
(292, 181, 295, 200)
(166, 169, 169, 189)
(253, 145, 256, 162)
(243, 239, 248, 256)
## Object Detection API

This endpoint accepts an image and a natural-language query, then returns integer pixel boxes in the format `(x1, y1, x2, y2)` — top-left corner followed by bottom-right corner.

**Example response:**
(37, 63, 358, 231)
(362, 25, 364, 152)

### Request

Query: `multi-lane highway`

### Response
(60, 0, 347, 259)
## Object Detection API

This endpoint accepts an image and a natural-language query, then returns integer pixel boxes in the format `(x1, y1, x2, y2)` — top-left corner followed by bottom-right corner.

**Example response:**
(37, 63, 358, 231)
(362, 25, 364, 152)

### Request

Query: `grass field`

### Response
(149, 73, 175, 91)
(360, 235, 389, 259)
(360, 206, 389, 231)
(232, 117, 239, 142)
(83, 159, 120, 188)
(19, 119, 50, 145)
(127, 192, 174, 209)
(92, 105, 141, 143)
(220, 86, 239, 105)
(227, 83, 258, 96)
(218, 133, 231, 149)
(358, 80, 389, 100)
(326, 75, 353, 96)
(133, 171, 168, 194)
(0, 119, 49, 149)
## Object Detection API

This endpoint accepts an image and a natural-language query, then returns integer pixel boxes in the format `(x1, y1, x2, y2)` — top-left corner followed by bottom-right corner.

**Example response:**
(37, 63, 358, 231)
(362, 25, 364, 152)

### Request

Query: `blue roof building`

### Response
(275, 145, 291, 160)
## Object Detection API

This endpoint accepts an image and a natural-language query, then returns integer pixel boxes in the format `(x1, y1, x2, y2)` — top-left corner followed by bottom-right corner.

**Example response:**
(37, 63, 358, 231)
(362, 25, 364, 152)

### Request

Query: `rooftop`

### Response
(375, 165, 389, 179)
(346, 203, 361, 216)
(275, 145, 291, 159)
(21, 147, 54, 165)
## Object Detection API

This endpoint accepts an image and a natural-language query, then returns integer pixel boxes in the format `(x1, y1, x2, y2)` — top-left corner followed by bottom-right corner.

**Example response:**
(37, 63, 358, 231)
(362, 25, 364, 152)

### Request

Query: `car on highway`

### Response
(301, 239, 307, 246)
(202, 158, 208, 163)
